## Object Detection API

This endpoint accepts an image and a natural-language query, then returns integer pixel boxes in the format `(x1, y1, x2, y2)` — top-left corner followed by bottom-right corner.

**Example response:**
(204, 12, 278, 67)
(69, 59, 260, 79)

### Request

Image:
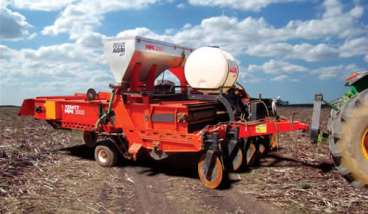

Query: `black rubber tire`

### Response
(86, 88, 97, 101)
(328, 89, 368, 187)
(258, 135, 275, 156)
(83, 131, 97, 148)
(197, 153, 224, 189)
(94, 144, 118, 167)
(243, 138, 258, 167)
(231, 145, 244, 171)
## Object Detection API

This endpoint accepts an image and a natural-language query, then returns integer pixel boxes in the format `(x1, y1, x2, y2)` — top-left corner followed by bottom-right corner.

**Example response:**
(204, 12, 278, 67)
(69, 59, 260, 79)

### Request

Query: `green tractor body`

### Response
(312, 71, 368, 187)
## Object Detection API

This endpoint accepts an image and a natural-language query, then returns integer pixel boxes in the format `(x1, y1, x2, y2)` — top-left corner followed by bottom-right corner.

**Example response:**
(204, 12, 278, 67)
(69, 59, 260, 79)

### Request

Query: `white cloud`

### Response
(187, 0, 364, 43)
(177, 3, 186, 8)
(174, 16, 273, 51)
(238, 60, 307, 83)
(323, 0, 343, 18)
(339, 37, 368, 58)
(0, 0, 9, 8)
(263, 60, 307, 74)
(238, 70, 263, 83)
(42, 0, 161, 39)
(0, 40, 113, 104)
(0, 7, 32, 40)
(115, 27, 170, 41)
(1, 0, 367, 105)
(247, 59, 307, 75)
(188, 0, 301, 11)
(113, 16, 281, 55)
(112, 0, 365, 62)
(1, 43, 103, 78)
(288, 1, 364, 39)
(313, 64, 360, 80)
(75, 32, 106, 49)
(9, 0, 74, 11)
(349, 3, 364, 18)
(271, 74, 288, 81)
(247, 42, 339, 62)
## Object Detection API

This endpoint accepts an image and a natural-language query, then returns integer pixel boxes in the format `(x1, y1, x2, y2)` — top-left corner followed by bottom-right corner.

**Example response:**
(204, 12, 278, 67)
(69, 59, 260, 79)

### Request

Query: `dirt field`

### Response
(1, 106, 367, 214)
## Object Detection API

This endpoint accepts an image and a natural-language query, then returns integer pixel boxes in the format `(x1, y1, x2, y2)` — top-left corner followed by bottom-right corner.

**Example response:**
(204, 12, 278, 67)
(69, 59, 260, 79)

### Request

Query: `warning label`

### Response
(255, 124, 267, 133)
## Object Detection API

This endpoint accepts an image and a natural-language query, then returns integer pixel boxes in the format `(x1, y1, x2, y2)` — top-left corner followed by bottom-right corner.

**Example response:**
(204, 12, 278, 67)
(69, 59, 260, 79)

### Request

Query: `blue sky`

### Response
(0, 0, 367, 105)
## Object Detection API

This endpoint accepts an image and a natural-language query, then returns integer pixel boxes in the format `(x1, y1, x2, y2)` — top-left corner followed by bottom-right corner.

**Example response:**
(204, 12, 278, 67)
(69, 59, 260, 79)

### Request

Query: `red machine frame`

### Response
(19, 56, 309, 189)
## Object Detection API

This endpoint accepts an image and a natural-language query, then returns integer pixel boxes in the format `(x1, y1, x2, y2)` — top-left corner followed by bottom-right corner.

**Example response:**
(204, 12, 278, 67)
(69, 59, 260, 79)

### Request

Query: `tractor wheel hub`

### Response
(98, 150, 109, 163)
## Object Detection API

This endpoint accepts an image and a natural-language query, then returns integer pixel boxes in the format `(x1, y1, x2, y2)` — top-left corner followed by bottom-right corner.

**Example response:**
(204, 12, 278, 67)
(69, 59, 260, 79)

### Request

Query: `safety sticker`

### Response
(255, 124, 267, 133)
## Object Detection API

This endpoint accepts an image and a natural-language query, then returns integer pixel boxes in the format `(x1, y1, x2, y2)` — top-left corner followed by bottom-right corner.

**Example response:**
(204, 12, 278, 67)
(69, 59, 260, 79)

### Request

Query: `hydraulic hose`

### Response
(95, 89, 116, 130)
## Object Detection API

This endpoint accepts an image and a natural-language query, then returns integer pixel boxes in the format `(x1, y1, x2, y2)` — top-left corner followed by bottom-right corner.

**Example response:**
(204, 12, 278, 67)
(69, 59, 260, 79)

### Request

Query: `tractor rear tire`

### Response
(95, 144, 118, 167)
(328, 89, 368, 187)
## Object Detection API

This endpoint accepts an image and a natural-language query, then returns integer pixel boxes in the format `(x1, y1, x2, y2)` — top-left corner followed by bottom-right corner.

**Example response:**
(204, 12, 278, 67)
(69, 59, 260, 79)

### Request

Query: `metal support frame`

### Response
(226, 127, 239, 157)
(203, 132, 220, 180)
(311, 94, 323, 144)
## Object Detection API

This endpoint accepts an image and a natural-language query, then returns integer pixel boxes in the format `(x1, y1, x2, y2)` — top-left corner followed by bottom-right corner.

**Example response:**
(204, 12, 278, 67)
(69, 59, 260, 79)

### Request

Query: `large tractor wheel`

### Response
(328, 89, 368, 187)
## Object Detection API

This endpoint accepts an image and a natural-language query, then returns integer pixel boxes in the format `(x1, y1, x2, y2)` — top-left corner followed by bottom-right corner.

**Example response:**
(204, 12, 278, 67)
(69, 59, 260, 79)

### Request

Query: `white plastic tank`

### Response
(184, 47, 239, 92)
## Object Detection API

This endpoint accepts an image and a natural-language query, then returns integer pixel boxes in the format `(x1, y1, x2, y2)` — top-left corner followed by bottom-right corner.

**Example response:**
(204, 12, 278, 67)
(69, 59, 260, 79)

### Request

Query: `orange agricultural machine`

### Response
(19, 36, 308, 188)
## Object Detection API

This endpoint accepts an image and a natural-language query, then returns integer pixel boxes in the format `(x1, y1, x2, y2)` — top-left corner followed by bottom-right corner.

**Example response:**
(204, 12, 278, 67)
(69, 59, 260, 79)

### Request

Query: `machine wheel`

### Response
(329, 89, 368, 187)
(95, 144, 118, 167)
(258, 134, 278, 156)
(231, 146, 244, 171)
(83, 131, 97, 148)
(86, 88, 97, 101)
(198, 153, 224, 189)
(244, 140, 258, 167)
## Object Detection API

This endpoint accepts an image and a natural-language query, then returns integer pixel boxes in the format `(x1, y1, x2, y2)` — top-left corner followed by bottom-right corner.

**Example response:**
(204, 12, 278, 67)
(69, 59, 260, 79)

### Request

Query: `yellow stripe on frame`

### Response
(45, 100, 56, 119)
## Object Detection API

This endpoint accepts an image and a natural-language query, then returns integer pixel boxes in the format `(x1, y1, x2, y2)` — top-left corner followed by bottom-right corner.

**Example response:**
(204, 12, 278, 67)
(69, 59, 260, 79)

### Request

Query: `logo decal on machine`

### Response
(112, 42, 125, 56)
(145, 44, 163, 52)
(229, 66, 238, 74)
(64, 105, 85, 115)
